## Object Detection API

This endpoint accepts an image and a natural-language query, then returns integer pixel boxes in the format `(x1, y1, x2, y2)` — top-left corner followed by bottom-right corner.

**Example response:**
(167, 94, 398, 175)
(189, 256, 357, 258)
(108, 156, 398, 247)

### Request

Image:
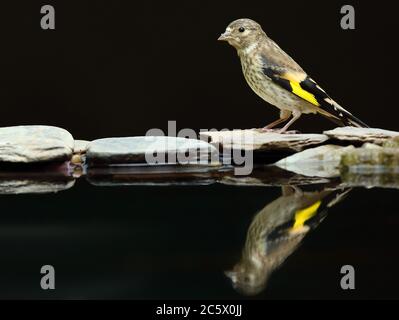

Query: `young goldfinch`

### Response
(218, 18, 369, 133)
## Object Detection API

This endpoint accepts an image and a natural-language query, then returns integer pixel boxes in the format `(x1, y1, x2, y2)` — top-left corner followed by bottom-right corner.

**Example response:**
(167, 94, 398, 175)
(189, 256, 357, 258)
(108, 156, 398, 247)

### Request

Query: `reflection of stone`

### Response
(0, 163, 75, 194)
(324, 127, 399, 145)
(86, 165, 226, 186)
(0, 179, 75, 195)
(0, 125, 74, 163)
(341, 171, 399, 189)
(340, 143, 399, 189)
(220, 165, 333, 186)
(200, 129, 328, 152)
(276, 145, 355, 178)
(86, 136, 220, 166)
(226, 186, 349, 296)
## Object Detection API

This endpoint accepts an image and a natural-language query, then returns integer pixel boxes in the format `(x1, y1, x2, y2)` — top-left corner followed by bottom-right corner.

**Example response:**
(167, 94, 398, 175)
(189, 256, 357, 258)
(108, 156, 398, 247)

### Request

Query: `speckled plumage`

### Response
(218, 18, 368, 132)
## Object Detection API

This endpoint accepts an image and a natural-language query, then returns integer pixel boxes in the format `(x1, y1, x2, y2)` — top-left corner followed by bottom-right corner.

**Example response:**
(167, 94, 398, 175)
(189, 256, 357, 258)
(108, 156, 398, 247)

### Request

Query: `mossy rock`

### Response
(383, 136, 399, 148)
(340, 148, 399, 174)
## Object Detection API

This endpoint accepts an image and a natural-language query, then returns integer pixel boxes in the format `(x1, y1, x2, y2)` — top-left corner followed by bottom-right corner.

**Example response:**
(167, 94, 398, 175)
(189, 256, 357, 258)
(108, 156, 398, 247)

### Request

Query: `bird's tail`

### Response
(319, 100, 369, 128)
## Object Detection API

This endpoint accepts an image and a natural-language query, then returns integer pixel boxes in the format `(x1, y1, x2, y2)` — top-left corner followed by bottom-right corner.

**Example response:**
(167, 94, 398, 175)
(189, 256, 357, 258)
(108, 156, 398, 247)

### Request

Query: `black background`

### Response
(1, 0, 399, 300)
(1, 0, 398, 140)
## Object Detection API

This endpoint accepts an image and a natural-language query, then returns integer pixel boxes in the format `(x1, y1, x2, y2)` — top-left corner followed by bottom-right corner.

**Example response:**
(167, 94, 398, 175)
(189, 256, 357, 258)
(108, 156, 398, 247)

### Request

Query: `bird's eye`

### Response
(238, 27, 245, 33)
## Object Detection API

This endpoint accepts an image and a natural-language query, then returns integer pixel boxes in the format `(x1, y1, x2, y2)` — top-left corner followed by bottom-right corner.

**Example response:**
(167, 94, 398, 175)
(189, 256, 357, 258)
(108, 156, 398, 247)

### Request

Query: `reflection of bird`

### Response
(225, 186, 350, 296)
(218, 19, 368, 132)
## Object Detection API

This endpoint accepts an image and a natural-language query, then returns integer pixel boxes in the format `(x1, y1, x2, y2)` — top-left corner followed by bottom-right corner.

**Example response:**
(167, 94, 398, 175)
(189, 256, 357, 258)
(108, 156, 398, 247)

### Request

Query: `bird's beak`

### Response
(218, 32, 231, 41)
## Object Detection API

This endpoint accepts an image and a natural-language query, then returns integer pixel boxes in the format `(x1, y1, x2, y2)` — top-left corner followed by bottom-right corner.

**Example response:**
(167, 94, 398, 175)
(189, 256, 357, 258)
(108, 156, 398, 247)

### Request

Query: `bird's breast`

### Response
(240, 56, 278, 103)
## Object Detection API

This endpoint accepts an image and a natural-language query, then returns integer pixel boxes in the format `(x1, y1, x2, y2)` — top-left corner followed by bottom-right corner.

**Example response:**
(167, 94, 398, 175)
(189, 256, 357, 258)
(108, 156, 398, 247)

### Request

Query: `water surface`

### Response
(0, 171, 398, 299)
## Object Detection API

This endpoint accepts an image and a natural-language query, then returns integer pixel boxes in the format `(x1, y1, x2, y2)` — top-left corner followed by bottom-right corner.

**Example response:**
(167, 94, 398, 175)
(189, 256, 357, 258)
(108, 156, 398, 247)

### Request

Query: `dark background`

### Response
(1, 0, 397, 140)
(1, 0, 399, 300)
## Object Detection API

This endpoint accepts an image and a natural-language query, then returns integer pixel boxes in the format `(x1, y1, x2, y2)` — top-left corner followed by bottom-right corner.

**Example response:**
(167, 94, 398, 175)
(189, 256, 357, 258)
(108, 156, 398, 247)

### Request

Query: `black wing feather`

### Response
(261, 56, 369, 128)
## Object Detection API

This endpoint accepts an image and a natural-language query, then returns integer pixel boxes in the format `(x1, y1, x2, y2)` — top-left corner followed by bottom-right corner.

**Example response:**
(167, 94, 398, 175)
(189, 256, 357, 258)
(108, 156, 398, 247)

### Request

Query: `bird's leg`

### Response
(277, 111, 301, 134)
(261, 110, 291, 132)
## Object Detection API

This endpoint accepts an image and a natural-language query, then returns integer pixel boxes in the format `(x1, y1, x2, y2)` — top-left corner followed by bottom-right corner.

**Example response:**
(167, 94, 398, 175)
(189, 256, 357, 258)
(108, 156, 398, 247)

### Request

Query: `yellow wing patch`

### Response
(292, 200, 321, 230)
(289, 81, 320, 107)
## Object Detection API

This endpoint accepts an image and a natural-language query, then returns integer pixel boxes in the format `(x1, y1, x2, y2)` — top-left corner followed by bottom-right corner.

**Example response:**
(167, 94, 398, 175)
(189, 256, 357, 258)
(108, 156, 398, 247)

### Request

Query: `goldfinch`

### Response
(218, 18, 369, 133)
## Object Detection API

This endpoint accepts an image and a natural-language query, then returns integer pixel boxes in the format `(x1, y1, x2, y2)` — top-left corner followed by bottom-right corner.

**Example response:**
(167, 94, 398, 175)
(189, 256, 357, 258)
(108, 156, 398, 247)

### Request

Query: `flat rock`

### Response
(275, 145, 355, 178)
(200, 129, 328, 152)
(86, 136, 220, 165)
(0, 125, 74, 163)
(324, 127, 399, 145)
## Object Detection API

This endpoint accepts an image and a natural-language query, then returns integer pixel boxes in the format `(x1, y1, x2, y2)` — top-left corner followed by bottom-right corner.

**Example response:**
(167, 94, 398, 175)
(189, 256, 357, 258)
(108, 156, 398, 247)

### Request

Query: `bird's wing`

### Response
(261, 55, 368, 127)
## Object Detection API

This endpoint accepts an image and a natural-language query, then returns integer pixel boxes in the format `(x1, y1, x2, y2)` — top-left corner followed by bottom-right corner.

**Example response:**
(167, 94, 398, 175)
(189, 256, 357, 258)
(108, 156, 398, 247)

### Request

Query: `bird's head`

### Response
(225, 260, 270, 296)
(218, 18, 265, 51)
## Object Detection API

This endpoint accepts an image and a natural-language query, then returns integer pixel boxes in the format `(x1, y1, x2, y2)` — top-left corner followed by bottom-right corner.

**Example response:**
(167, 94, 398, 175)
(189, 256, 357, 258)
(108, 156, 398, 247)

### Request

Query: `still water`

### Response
(0, 167, 398, 299)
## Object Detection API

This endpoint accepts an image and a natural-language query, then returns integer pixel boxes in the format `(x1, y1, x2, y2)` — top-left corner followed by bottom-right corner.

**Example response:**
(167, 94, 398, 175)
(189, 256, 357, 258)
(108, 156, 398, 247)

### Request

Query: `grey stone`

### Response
(0, 125, 74, 163)
(324, 126, 399, 145)
(275, 145, 355, 178)
(200, 129, 328, 152)
(86, 136, 220, 165)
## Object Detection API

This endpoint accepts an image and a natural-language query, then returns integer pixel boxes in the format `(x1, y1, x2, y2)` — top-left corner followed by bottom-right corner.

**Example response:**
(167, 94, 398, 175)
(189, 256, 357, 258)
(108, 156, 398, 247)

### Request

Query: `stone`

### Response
(86, 136, 220, 165)
(324, 127, 399, 145)
(0, 125, 74, 163)
(383, 136, 399, 148)
(275, 145, 355, 178)
(200, 129, 328, 152)
(71, 154, 83, 165)
(362, 143, 383, 150)
(340, 147, 399, 173)
(74, 140, 90, 154)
